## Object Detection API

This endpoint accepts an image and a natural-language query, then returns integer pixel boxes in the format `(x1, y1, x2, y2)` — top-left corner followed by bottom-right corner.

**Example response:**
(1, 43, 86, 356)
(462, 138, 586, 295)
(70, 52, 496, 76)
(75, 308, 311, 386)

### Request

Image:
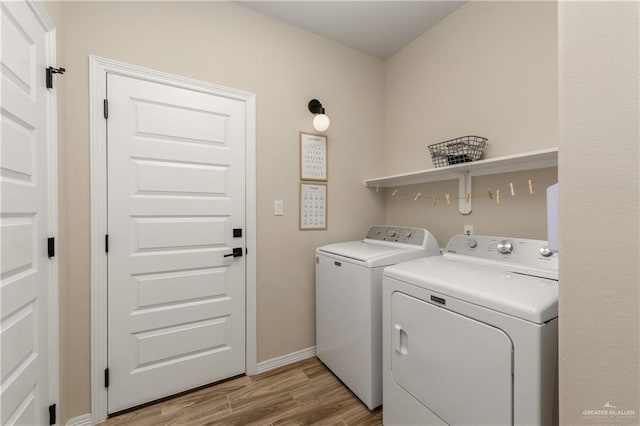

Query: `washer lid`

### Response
(384, 256, 558, 323)
(317, 241, 430, 267)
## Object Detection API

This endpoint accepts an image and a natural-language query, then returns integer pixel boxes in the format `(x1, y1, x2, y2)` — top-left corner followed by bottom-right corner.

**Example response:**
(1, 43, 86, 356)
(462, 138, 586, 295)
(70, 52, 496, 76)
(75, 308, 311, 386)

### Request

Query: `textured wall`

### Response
(558, 2, 639, 423)
(383, 1, 558, 246)
(53, 2, 386, 421)
(42, 3, 636, 424)
(384, 168, 558, 246)
(384, 1, 558, 175)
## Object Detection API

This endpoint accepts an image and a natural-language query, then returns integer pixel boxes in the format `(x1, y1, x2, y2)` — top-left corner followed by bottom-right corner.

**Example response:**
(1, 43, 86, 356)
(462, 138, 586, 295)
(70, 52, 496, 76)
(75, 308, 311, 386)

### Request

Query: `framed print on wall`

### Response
(300, 132, 327, 181)
(300, 183, 327, 230)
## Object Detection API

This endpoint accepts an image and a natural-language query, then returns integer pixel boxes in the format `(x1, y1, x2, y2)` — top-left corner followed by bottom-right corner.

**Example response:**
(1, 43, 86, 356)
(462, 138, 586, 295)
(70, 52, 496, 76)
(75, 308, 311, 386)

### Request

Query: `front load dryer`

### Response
(383, 235, 558, 425)
(315, 226, 440, 410)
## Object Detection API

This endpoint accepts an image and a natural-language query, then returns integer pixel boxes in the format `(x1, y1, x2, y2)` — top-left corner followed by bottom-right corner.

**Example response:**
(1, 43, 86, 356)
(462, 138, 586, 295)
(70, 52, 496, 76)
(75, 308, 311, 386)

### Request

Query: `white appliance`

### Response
(383, 235, 558, 425)
(315, 226, 440, 410)
(547, 183, 559, 252)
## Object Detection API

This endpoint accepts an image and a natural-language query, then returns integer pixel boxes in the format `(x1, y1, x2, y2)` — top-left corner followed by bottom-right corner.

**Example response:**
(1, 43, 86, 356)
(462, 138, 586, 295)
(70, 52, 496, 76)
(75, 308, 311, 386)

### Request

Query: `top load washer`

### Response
(383, 235, 558, 425)
(315, 226, 440, 410)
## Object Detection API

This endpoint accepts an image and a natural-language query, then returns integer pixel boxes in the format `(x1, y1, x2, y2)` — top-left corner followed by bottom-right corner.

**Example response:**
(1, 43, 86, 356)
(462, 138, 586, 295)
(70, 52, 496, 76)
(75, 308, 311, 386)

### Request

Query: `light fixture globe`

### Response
(308, 98, 330, 132)
(313, 113, 330, 132)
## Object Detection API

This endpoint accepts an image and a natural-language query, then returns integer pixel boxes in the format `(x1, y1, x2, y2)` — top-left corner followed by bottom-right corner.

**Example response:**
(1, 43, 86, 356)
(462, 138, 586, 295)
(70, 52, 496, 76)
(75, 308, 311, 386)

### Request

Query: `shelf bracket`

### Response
(458, 171, 472, 215)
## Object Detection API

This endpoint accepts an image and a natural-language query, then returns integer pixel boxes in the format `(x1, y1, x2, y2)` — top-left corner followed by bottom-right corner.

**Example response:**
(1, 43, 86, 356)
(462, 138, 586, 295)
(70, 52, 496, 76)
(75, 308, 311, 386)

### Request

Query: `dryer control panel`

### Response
(444, 234, 558, 277)
(365, 226, 427, 246)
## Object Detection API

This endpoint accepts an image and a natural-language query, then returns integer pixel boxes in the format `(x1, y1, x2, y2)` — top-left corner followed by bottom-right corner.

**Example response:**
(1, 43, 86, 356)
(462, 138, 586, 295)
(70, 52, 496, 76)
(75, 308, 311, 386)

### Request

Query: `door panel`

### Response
(391, 292, 513, 425)
(107, 73, 246, 412)
(0, 1, 52, 424)
(133, 159, 228, 196)
(134, 267, 229, 308)
(134, 100, 228, 144)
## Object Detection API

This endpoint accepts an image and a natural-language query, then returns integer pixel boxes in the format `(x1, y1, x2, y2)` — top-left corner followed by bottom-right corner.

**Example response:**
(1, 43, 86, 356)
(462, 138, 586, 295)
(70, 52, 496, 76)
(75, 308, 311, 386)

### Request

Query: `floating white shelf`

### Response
(364, 147, 558, 214)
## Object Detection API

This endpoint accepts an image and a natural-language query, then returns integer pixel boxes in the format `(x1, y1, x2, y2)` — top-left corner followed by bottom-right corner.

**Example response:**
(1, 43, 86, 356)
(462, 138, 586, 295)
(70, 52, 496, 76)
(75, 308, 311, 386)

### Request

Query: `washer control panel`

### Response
(444, 234, 558, 274)
(365, 226, 427, 246)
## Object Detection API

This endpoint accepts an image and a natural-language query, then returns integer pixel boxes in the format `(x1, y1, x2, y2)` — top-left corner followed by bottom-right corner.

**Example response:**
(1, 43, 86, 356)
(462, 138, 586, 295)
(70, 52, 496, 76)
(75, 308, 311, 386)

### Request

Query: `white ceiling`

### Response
(238, 1, 465, 59)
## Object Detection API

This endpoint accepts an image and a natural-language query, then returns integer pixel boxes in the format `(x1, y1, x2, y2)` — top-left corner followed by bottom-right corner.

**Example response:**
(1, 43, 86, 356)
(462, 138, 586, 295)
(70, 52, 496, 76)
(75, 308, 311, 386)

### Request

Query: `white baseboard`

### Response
(66, 413, 92, 426)
(255, 346, 316, 375)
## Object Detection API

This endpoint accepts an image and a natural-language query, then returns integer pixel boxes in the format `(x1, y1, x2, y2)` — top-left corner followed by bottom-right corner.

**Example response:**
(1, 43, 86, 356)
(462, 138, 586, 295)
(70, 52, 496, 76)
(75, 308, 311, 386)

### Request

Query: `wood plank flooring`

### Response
(100, 357, 383, 425)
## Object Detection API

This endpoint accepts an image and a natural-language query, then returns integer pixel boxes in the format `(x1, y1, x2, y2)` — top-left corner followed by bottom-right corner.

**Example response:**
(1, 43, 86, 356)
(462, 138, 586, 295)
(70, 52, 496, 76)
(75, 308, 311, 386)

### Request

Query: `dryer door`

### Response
(391, 292, 513, 425)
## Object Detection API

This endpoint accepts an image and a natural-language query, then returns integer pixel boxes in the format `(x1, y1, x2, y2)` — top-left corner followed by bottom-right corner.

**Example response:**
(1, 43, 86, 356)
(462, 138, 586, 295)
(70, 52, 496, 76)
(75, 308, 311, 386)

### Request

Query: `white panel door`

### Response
(1, 1, 53, 424)
(391, 292, 513, 425)
(107, 74, 246, 413)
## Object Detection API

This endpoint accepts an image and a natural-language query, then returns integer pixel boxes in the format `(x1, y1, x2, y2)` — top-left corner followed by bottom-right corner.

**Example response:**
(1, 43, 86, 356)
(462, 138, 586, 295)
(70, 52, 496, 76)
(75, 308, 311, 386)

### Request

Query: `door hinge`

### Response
(103, 99, 109, 119)
(105, 234, 109, 253)
(46, 66, 65, 89)
(48, 403, 56, 425)
(104, 368, 110, 388)
(47, 237, 55, 258)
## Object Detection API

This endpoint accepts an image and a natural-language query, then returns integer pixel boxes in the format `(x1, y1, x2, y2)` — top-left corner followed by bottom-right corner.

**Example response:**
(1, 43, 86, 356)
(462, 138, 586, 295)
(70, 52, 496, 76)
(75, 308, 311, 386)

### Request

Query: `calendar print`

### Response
(300, 183, 327, 230)
(300, 132, 327, 181)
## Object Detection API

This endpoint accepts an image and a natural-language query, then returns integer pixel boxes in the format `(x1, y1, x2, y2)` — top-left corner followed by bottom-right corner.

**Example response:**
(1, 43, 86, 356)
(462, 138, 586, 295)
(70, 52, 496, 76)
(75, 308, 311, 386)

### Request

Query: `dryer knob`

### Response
(405, 231, 413, 238)
(467, 238, 478, 248)
(539, 246, 553, 257)
(387, 230, 397, 237)
(497, 240, 514, 254)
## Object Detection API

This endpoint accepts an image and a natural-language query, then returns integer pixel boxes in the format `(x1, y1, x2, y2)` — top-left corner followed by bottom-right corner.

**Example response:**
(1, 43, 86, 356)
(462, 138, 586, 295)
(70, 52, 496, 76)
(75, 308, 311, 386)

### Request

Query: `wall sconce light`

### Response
(308, 99, 330, 132)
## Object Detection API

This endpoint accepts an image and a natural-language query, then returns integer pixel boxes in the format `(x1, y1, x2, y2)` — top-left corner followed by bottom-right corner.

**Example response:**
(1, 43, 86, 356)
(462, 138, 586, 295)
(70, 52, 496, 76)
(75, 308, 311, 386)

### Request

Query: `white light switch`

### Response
(274, 200, 284, 216)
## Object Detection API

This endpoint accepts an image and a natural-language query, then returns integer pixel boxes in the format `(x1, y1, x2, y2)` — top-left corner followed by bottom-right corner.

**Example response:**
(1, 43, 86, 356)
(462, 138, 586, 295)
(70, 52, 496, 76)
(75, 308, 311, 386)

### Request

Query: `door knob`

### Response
(224, 247, 243, 258)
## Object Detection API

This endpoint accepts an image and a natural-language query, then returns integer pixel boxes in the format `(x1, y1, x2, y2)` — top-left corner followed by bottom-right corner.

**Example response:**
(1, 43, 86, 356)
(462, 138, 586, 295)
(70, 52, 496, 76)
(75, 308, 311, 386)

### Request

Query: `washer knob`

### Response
(387, 230, 397, 238)
(405, 231, 413, 238)
(496, 240, 514, 254)
(539, 246, 553, 257)
(467, 238, 478, 248)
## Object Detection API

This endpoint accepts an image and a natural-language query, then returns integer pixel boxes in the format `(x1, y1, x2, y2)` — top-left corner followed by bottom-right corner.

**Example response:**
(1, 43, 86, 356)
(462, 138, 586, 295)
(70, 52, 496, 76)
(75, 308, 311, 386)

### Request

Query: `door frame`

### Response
(89, 56, 257, 424)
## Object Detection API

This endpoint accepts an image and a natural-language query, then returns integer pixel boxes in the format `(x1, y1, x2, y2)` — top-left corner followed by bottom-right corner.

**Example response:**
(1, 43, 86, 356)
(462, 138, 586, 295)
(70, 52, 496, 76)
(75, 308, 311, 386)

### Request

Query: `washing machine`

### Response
(315, 225, 440, 410)
(383, 234, 558, 425)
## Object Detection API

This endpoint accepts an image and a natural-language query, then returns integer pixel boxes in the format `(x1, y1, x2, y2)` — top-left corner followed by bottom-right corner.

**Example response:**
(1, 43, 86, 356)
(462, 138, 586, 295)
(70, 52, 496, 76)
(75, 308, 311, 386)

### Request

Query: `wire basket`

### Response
(428, 135, 487, 168)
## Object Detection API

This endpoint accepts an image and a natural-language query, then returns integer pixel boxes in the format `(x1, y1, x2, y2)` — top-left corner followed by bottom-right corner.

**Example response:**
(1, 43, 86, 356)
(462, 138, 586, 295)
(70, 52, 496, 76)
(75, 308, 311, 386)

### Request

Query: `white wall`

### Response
(383, 1, 558, 244)
(558, 2, 639, 423)
(49, 2, 386, 422)
(42, 2, 640, 424)
(385, 1, 558, 175)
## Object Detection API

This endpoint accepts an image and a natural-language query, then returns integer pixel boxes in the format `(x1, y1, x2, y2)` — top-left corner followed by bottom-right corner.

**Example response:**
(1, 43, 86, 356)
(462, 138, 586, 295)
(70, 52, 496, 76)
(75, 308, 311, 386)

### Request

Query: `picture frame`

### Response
(299, 183, 327, 230)
(300, 132, 328, 181)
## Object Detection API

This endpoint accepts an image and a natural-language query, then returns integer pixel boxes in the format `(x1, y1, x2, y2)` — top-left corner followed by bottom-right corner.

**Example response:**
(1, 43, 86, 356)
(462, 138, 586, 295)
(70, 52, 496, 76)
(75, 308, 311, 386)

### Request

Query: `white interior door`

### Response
(1, 1, 55, 424)
(106, 73, 246, 413)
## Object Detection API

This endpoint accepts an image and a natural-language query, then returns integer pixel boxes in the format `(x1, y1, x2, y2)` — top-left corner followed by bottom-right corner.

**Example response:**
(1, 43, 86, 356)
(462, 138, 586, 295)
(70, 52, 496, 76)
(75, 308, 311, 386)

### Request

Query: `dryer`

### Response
(315, 226, 440, 410)
(383, 235, 558, 425)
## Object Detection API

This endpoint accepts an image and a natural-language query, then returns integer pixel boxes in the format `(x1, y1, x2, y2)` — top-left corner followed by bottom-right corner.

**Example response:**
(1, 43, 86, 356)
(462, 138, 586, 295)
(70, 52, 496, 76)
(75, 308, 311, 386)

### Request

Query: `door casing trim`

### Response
(26, 0, 59, 422)
(89, 56, 257, 424)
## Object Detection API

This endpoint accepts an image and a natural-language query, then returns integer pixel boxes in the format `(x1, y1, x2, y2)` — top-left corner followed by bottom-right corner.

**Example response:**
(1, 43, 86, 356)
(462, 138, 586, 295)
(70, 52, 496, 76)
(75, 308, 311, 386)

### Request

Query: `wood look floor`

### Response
(100, 357, 383, 426)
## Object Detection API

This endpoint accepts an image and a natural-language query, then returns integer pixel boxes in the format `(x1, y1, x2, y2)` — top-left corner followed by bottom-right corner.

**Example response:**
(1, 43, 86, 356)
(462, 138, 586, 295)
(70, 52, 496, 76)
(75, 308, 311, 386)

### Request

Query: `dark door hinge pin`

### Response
(47, 237, 55, 258)
(48, 403, 56, 425)
(103, 99, 109, 119)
